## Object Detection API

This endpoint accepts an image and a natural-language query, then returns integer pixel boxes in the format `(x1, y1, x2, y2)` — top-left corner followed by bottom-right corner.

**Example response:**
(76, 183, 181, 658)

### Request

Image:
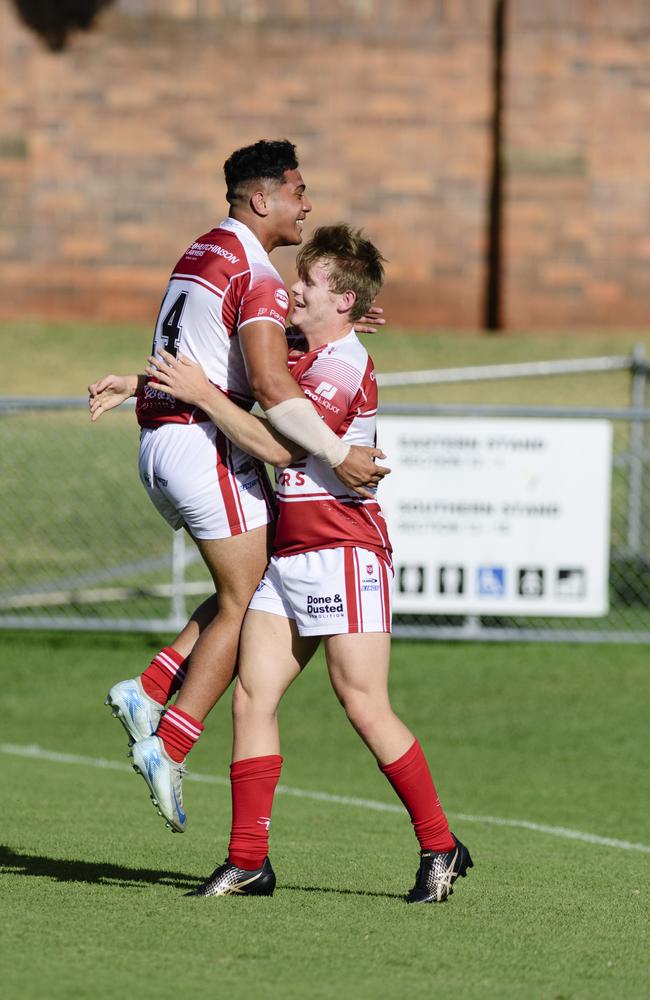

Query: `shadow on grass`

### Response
(1, 846, 406, 899)
(282, 884, 404, 901)
(0, 845, 200, 889)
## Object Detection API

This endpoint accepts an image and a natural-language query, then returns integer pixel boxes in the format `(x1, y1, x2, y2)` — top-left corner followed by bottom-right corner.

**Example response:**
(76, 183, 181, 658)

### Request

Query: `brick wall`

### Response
(504, 0, 650, 329)
(0, 0, 492, 328)
(2, 1, 650, 330)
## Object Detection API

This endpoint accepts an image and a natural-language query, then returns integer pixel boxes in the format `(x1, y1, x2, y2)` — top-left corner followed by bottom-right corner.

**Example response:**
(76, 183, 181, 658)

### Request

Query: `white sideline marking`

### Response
(3, 742, 650, 855)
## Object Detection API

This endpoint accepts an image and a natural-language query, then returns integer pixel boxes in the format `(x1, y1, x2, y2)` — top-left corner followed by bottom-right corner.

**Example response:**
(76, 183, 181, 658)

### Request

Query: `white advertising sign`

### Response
(377, 417, 612, 616)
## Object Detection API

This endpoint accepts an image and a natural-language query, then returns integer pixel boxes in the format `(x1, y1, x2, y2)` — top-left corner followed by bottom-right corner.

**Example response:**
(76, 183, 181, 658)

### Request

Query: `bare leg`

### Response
(324, 632, 413, 765)
(232, 610, 319, 761)
(173, 524, 273, 723)
(168, 591, 219, 659)
(202, 612, 318, 885)
(324, 632, 459, 866)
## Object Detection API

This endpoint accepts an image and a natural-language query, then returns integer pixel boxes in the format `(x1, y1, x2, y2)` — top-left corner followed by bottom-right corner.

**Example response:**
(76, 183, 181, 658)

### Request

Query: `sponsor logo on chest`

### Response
(304, 381, 340, 413)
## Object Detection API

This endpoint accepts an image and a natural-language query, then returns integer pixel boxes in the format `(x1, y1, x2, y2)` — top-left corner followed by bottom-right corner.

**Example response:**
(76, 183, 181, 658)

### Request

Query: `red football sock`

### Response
(381, 739, 455, 853)
(140, 646, 187, 706)
(155, 704, 203, 763)
(228, 755, 283, 871)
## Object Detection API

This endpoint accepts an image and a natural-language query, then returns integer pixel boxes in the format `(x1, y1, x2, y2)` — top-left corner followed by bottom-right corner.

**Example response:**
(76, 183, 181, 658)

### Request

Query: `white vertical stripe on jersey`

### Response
(360, 506, 392, 564)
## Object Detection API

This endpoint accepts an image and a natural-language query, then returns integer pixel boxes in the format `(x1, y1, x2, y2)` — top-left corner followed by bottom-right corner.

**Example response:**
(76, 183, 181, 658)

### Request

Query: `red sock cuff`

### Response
(141, 646, 188, 705)
(161, 645, 186, 667)
(230, 755, 283, 781)
(380, 739, 420, 777)
(168, 705, 204, 733)
(156, 704, 203, 763)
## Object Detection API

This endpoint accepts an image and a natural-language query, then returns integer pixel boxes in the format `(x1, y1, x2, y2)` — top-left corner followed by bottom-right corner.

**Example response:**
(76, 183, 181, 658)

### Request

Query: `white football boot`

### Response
(104, 677, 164, 747)
(130, 734, 187, 833)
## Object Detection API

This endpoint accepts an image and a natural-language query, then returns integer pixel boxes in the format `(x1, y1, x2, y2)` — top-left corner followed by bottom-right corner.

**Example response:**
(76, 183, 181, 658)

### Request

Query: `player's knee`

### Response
(232, 677, 279, 723)
(203, 598, 248, 635)
(341, 691, 379, 736)
(219, 593, 250, 617)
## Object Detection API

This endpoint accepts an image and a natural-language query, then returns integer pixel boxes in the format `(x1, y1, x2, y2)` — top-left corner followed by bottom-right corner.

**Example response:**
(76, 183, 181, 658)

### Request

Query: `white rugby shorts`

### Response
(138, 422, 275, 540)
(248, 546, 393, 635)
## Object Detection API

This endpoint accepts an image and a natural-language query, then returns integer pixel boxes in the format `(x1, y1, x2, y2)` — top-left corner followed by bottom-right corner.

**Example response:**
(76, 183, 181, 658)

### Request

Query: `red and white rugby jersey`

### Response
(273, 330, 393, 567)
(136, 217, 290, 428)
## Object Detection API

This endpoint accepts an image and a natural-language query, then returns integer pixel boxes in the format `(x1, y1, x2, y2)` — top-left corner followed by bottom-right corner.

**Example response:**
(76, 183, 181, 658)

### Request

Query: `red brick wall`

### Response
(3, 1, 650, 330)
(504, 1, 650, 329)
(0, 0, 492, 328)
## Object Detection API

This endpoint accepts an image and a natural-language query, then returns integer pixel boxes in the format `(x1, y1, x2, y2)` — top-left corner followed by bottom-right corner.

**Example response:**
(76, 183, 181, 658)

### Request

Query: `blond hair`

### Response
(296, 224, 385, 321)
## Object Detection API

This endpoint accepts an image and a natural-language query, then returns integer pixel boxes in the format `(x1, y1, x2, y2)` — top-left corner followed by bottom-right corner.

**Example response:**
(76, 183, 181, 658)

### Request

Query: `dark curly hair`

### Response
(223, 139, 299, 206)
(296, 224, 386, 321)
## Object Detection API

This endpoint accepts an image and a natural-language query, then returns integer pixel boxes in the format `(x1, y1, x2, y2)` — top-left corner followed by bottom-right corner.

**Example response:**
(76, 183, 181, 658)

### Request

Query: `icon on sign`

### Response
(398, 565, 426, 594)
(477, 567, 505, 597)
(438, 566, 465, 595)
(556, 568, 586, 598)
(518, 568, 545, 597)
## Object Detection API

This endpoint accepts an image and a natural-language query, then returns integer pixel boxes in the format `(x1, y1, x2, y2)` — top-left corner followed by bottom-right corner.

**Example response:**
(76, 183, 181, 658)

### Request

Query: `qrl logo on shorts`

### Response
(274, 288, 290, 310)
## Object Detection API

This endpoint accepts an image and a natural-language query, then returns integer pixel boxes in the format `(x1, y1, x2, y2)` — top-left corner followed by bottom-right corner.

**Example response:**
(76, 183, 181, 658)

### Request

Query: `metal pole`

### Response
(627, 344, 646, 554)
(484, 0, 507, 332)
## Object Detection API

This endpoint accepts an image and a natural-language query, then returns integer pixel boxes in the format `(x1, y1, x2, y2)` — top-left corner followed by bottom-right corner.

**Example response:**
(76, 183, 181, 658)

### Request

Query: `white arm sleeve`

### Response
(265, 397, 351, 468)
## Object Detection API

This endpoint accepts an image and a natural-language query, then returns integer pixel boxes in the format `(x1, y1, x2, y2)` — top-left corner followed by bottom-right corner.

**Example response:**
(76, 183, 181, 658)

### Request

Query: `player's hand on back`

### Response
(334, 445, 390, 500)
(88, 374, 138, 422)
(354, 305, 385, 335)
(146, 349, 212, 408)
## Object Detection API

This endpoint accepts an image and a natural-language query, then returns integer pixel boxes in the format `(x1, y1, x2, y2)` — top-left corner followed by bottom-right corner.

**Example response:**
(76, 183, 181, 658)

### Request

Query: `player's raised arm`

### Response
(88, 373, 145, 422)
(147, 350, 300, 467)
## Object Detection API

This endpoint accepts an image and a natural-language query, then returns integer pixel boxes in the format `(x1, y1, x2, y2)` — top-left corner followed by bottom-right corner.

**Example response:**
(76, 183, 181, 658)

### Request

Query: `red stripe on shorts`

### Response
(215, 429, 246, 535)
(344, 548, 360, 633)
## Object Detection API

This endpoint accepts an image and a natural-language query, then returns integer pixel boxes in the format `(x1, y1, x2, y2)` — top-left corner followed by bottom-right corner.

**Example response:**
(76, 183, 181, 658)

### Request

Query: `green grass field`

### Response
(2, 630, 649, 999)
(2, 319, 650, 400)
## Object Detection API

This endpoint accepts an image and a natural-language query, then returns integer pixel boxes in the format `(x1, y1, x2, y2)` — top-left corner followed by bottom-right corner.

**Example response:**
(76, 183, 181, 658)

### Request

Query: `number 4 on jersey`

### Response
(157, 291, 188, 357)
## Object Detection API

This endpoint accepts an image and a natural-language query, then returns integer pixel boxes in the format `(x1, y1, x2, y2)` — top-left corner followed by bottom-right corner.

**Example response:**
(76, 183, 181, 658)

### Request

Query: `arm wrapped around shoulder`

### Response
(265, 397, 350, 468)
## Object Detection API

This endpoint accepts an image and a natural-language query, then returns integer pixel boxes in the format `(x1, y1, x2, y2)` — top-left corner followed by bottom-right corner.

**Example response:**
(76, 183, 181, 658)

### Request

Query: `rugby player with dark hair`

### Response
(89, 142, 388, 833)
(224, 139, 299, 206)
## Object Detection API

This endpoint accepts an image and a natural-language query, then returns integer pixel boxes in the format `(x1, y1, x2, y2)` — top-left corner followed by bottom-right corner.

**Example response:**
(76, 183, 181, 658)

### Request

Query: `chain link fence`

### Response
(2, 348, 650, 641)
